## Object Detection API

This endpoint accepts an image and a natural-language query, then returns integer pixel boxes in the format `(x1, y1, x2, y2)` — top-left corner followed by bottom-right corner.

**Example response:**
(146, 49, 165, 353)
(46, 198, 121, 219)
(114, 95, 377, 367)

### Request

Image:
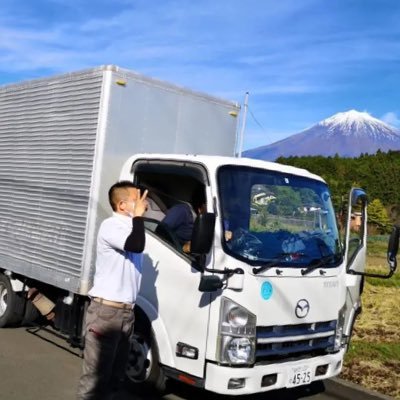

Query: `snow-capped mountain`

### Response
(320, 110, 398, 139)
(244, 110, 400, 161)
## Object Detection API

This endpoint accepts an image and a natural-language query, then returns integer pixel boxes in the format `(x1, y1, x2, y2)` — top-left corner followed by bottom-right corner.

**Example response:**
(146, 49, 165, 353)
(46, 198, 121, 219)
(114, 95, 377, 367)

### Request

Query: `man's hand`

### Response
(133, 189, 148, 217)
(182, 241, 191, 253)
(224, 230, 233, 241)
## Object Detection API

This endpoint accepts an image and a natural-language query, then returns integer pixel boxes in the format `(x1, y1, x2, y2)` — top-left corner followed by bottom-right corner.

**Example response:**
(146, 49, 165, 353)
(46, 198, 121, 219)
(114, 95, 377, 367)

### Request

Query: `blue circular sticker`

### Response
(261, 281, 273, 300)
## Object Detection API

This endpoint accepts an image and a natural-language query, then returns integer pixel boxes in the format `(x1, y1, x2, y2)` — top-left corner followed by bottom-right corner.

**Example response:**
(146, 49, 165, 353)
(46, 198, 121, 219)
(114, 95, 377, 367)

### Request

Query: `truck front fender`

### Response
(136, 295, 175, 368)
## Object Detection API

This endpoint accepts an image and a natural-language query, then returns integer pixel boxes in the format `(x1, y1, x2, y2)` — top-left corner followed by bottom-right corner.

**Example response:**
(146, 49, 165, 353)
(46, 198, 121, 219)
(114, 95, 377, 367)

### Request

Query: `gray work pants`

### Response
(77, 301, 135, 400)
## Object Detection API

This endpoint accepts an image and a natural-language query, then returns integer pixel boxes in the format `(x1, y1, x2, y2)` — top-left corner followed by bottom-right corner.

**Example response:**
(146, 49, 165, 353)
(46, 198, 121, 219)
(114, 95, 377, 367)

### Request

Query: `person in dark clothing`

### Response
(161, 203, 194, 245)
(160, 189, 206, 252)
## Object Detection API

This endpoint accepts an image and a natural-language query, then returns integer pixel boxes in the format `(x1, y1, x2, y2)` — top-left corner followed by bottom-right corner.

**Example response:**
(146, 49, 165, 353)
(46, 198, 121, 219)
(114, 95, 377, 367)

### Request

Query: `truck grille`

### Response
(256, 320, 336, 361)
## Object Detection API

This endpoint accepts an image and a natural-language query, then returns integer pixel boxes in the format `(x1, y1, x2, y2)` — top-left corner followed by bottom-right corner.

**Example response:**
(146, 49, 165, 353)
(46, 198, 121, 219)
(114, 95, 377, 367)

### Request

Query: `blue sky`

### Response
(1, 0, 400, 150)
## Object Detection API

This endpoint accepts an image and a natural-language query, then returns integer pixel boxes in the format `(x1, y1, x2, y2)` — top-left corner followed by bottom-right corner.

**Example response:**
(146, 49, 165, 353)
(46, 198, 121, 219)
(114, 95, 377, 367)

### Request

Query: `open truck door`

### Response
(342, 188, 368, 341)
(343, 188, 399, 344)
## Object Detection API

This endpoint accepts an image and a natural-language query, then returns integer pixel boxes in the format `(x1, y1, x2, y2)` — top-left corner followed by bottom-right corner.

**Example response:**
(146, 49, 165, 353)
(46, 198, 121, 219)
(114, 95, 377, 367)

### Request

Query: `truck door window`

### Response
(132, 160, 210, 258)
(345, 197, 365, 265)
(143, 217, 185, 254)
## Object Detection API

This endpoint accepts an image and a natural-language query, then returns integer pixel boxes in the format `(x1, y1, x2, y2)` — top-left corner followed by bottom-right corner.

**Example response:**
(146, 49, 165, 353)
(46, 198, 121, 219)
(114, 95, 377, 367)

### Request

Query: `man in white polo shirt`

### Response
(77, 181, 148, 399)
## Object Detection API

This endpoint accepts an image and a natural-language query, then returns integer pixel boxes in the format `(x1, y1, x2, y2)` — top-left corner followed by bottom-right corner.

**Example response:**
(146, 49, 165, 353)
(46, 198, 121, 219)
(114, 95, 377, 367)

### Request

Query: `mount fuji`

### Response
(244, 110, 400, 161)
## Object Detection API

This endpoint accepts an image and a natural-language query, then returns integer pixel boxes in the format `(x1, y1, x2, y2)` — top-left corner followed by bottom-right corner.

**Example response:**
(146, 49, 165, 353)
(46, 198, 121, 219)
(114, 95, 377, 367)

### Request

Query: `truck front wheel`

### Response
(125, 316, 166, 392)
(0, 273, 24, 327)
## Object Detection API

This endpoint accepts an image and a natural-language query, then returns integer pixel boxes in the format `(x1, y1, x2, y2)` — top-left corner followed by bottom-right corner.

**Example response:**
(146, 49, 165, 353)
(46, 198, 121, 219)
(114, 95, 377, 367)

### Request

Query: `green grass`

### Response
(346, 341, 400, 364)
(364, 236, 400, 287)
(366, 272, 400, 288)
(367, 235, 389, 256)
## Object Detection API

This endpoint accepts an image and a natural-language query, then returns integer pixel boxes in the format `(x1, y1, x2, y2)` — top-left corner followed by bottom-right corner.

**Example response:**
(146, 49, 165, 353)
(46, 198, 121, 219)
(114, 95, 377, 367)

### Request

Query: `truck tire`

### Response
(126, 315, 166, 393)
(0, 273, 25, 327)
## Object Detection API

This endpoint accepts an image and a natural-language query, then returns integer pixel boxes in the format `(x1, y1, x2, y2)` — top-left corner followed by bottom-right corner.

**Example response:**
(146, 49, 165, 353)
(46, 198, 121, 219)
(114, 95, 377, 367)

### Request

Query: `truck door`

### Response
(140, 219, 211, 379)
(343, 188, 367, 338)
(130, 159, 213, 379)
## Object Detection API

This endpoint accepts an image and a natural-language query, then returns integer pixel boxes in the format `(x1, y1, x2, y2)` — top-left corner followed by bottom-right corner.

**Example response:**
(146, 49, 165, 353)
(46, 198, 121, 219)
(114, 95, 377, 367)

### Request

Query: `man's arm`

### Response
(124, 189, 148, 252)
(124, 217, 145, 252)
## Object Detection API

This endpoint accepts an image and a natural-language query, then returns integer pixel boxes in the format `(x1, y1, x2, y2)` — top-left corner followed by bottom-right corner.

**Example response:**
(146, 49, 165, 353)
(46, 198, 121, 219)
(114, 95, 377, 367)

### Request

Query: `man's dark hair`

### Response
(108, 181, 138, 211)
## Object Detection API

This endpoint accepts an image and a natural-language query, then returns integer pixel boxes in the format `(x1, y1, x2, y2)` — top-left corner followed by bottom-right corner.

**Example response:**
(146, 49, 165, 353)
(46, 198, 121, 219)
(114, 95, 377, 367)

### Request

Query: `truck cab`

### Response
(118, 153, 397, 395)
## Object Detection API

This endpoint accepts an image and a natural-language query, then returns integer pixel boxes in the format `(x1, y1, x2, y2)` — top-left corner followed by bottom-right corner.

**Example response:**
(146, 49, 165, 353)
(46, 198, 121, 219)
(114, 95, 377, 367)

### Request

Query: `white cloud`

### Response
(381, 112, 400, 127)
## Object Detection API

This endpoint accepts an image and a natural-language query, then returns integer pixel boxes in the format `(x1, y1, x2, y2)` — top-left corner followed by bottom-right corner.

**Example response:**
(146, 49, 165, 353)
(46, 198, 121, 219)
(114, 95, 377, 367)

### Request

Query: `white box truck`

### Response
(0, 66, 398, 395)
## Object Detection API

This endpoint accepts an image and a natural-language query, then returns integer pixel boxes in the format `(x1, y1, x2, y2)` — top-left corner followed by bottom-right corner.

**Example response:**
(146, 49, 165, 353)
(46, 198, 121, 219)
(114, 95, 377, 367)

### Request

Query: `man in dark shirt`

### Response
(160, 190, 206, 251)
(161, 203, 194, 245)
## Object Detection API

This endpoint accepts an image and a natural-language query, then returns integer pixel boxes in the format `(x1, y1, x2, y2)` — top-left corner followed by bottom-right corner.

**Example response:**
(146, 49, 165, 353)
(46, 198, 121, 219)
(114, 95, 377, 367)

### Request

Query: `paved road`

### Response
(0, 326, 340, 400)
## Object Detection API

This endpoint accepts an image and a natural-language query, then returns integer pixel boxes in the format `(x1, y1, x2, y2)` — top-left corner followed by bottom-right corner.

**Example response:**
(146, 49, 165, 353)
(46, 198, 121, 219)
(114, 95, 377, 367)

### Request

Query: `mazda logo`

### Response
(295, 299, 310, 318)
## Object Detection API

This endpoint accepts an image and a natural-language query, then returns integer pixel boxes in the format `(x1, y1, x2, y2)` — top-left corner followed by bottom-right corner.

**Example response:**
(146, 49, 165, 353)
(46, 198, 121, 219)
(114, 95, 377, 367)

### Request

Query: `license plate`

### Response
(287, 365, 313, 388)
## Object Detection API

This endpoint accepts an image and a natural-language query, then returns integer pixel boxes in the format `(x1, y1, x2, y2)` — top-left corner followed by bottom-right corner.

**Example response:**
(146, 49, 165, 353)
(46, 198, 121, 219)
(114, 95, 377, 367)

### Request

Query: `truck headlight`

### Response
(217, 297, 256, 365)
(226, 337, 252, 363)
(228, 306, 249, 327)
(331, 303, 346, 352)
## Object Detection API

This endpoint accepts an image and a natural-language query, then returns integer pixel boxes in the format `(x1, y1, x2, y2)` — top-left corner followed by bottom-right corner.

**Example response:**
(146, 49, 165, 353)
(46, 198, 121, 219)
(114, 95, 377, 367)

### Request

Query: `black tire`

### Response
(125, 313, 166, 393)
(0, 273, 25, 327)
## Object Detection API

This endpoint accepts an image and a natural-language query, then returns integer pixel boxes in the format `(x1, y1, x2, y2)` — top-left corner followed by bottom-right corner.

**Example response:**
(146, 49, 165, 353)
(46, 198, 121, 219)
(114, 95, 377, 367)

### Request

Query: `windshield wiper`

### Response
(252, 260, 282, 275)
(301, 255, 337, 276)
(252, 253, 302, 275)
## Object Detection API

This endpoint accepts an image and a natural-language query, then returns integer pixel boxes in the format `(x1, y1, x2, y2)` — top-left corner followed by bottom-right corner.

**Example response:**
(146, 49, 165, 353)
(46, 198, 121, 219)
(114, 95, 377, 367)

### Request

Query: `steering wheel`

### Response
(230, 228, 263, 257)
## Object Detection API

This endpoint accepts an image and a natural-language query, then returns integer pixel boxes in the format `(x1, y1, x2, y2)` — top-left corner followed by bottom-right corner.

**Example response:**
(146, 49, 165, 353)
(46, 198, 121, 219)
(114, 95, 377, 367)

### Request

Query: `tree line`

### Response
(276, 150, 400, 233)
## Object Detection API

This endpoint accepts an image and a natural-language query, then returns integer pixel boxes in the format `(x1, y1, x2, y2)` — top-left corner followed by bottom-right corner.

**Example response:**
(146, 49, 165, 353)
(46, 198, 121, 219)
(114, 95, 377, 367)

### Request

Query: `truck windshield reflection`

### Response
(218, 165, 343, 268)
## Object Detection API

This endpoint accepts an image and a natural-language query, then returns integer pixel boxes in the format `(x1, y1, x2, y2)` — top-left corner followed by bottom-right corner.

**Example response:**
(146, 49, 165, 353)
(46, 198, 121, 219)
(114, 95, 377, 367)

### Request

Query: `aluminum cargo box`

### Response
(0, 65, 239, 294)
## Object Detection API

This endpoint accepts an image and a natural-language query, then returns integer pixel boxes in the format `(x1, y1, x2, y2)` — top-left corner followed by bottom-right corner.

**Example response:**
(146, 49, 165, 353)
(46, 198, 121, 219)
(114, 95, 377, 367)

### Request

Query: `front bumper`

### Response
(205, 349, 345, 395)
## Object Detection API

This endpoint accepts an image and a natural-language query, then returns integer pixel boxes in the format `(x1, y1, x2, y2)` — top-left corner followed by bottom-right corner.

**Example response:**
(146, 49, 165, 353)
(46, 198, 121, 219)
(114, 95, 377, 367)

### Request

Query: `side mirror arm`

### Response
(347, 269, 395, 279)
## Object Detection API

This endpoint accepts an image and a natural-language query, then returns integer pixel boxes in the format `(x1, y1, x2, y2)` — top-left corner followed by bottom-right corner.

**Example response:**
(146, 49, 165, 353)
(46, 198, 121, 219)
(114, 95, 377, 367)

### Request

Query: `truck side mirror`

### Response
(190, 213, 216, 255)
(387, 225, 400, 273)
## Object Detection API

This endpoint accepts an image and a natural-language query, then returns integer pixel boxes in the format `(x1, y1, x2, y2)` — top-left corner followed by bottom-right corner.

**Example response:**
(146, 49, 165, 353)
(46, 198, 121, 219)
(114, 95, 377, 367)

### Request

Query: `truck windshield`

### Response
(218, 165, 342, 268)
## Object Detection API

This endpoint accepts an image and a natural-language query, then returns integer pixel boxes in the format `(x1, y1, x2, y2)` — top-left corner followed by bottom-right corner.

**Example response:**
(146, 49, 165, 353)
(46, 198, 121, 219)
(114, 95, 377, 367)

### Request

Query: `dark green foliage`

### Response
(277, 150, 400, 229)
(368, 199, 391, 233)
